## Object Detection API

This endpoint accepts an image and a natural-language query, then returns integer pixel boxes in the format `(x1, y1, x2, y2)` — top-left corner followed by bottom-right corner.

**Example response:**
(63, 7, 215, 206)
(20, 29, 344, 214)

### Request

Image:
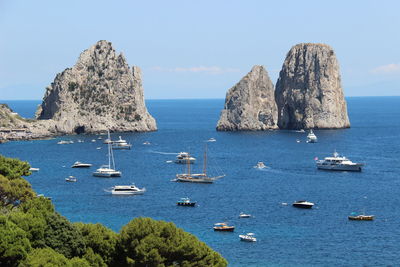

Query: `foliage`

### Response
(75, 222, 117, 265)
(9, 211, 46, 248)
(0, 174, 35, 206)
(44, 212, 86, 258)
(0, 155, 31, 179)
(82, 248, 106, 267)
(115, 217, 228, 267)
(0, 216, 31, 267)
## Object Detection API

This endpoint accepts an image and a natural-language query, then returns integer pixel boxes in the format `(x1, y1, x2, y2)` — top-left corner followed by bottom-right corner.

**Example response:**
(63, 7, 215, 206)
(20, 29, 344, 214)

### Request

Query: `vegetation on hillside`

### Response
(0, 155, 227, 266)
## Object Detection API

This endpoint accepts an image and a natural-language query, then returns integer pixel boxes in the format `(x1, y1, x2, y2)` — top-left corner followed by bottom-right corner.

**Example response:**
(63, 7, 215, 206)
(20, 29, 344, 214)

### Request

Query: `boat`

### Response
(239, 212, 252, 218)
(65, 176, 77, 182)
(93, 130, 122, 177)
(176, 197, 196, 207)
(296, 129, 305, 133)
(97, 136, 103, 140)
(77, 139, 84, 143)
(91, 139, 96, 142)
(239, 233, 257, 242)
(29, 167, 40, 172)
(103, 138, 113, 144)
(112, 136, 132, 150)
(175, 145, 225, 183)
(110, 184, 145, 195)
(348, 212, 374, 221)
(175, 152, 196, 164)
(254, 161, 267, 169)
(213, 223, 235, 232)
(57, 140, 73, 144)
(207, 137, 216, 142)
(316, 151, 363, 172)
(143, 141, 151, 145)
(71, 161, 92, 168)
(306, 129, 318, 143)
(292, 200, 314, 209)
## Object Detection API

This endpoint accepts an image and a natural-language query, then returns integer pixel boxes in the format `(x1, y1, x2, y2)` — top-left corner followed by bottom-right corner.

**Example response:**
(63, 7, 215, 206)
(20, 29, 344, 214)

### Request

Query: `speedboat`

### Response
(77, 139, 84, 143)
(29, 167, 40, 172)
(316, 151, 363, 172)
(213, 223, 235, 232)
(239, 212, 252, 218)
(143, 141, 151, 145)
(91, 139, 96, 142)
(65, 176, 77, 182)
(103, 138, 113, 144)
(292, 200, 314, 209)
(207, 138, 216, 142)
(93, 165, 121, 177)
(176, 197, 196, 207)
(306, 129, 317, 143)
(239, 233, 257, 242)
(57, 140, 73, 144)
(110, 184, 145, 195)
(254, 162, 267, 169)
(348, 212, 374, 221)
(175, 152, 196, 164)
(71, 161, 92, 168)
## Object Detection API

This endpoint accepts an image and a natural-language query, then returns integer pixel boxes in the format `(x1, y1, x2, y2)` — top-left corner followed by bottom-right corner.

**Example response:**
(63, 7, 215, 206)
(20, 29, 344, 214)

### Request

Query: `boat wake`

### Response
(148, 150, 178, 155)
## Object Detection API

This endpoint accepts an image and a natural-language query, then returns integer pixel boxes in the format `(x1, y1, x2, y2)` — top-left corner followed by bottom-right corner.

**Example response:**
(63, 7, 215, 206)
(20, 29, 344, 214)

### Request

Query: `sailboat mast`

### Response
(187, 151, 191, 176)
(108, 130, 111, 168)
(203, 144, 207, 175)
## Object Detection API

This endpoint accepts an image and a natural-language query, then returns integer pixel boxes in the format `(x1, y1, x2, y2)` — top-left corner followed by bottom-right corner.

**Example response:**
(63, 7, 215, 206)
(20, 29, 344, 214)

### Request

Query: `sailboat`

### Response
(175, 144, 225, 183)
(93, 130, 121, 177)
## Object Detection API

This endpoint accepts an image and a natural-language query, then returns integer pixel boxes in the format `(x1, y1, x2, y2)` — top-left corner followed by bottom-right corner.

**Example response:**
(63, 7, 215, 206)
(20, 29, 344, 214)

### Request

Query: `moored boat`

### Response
(254, 162, 267, 169)
(348, 212, 374, 221)
(29, 167, 40, 172)
(306, 129, 317, 143)
(239, 212, 252, 218)
(316, 151, 363, 172)
(110, 184, 145, 195)
(71, 161, 92, 168)
(65, 176, 77, 182)
(176, 197, 196, 207)
(175, 152, 196, 164)
(93, 130, 121, 178)
(213, 223, 235, 232)
(292, 200, 314, 209)
(239, 233, 257, 242)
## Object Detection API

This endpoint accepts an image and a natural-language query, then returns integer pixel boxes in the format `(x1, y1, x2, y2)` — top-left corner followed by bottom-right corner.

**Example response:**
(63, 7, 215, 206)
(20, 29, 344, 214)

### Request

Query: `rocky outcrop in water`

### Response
(275, 43, 350, 129)
(216, 65, 278, 131)
(36, 40, 156, 134)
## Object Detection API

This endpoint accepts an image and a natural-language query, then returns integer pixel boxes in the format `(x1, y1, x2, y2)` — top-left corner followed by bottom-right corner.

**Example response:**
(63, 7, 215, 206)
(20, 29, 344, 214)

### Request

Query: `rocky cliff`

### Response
(216, 65, 278, 131)
(275, 43, 350, 129)
(36, 40, 156, 134)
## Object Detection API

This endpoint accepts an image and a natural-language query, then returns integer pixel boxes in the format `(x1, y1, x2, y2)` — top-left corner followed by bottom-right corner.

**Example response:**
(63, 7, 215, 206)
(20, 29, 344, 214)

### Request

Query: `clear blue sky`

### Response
(1, 0, 399, 100)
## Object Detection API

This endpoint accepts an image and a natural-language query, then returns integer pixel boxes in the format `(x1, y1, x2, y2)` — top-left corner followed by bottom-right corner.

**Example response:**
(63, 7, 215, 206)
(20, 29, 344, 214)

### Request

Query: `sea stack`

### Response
(36, 40, 157, 133)
(216, 65, 278, 131)
(275, 43, 350, 129)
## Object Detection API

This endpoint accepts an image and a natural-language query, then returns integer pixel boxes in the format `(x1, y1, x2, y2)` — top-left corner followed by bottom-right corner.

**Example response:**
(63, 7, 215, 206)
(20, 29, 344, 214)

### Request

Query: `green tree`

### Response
(75, 222, 117, 265)
(115, 217, 227, 267)
(0, 175, 35, 206)
(82, 248, 106, 267)
(0, 216, 31, 266)
(9, 211, 46, 248)
(0, 155, 31, 179)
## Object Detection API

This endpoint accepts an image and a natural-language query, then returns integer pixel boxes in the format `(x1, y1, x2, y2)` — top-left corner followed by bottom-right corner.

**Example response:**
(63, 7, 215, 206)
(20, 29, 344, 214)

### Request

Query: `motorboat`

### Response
(65, 176, 77, 182)
(316, 151, 363, 172)
(110, 184, 145, 195)
(348, 212, 374, 221)
(57, 140, 73, 144)
(306, 129, 317, 143)
(254, 162, 267, 169)
(143, 141, 151, 145)
(213, 223, 235, 232)
(239, 212, 252, 218)
(112, 136, 132, 150)
(113, 136, 127, 145)
(207, 137, 216, 142)
(296, 129, 305, 133)
(77, 139, 84, 143)
(175, 145, 225, 183)
(91, 139, 96, 142)
(71, 161, 92, 168)
(103, 138, 113, 144)
(239, 233, 257, 242)
(29, 167, 40, 172)
(292, 200, 314, 209)
(175, 152, 196, 164)
(176, 197, 196, 207)
(93, 130, 122, 178)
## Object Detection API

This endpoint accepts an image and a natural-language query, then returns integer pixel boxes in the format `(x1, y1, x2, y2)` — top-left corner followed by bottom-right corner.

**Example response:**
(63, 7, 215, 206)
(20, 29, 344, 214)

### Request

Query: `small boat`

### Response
(91, 139, 96, 142)
(77, 139, 84, 143)
(207, 138, 216, 142)
(29, 167, 40, 172)
(57, 140, 73, 144)
(239, 212, 252, 218)
(65, 176, 77, 182)
(175, 152, 196, 164)
(239, 233, 257, 242)
(296, 129, 305, 133)
(254, 162, 267, 169)
(316, 151, 363, 172)
(110, 184, 145, 195)
(93, 130, 122, 178)
(292, 200, 314, 209)
(71, 161, 92, 168)
(103, 138, 113, 144)
(306, 129, 317, 143)
(213, 223, 235, 232)
(348, 212, 374, 221)
(143, 141, 151, 145)
(176, 197, 196, 207)
(296, 139, 301, 143)
(97, 136, 103, 140)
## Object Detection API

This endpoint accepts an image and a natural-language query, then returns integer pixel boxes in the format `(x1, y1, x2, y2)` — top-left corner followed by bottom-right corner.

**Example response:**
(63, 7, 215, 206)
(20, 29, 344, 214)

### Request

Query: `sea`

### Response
(1, 97, 400, 266)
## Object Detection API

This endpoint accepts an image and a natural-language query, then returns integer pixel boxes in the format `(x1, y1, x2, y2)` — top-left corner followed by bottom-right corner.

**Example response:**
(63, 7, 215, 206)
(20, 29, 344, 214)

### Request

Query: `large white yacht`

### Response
(93, 131, 122, 177)
(316, 151, 363, 172)
(175, 152, 196, 164)
(306, 129, 318, 143)
(110, 184, 145, 195)
(112, 136, 132, 150)
(71, 161, 92, 168)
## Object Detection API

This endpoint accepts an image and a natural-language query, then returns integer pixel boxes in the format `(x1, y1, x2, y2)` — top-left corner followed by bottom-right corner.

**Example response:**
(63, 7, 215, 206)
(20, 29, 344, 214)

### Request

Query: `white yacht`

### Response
(175, 152, 196, 164)
(316, 151, 363, 172)
(29, 167, 40, 172)
(65, 176, 77, 182)
(306, 129, 317, 143)
(71, 161, 92, 168)
(93, 131, 122, 177)
(239, 212, 252, 218)
(207, 137, 216, 142)
(239, 233, 257, 242)
(110, 184, 145, 195)
(57, 140, 73, 144)
(292, 200, 314, 209)
(112, 136, 132, 150)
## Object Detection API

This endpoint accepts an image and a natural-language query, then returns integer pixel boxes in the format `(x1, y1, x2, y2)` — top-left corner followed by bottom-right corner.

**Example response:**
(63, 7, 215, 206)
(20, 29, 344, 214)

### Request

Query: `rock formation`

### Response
(216, 65, 278, 131)
(36, 40, 156, 134)
(275, 43, 350, 129)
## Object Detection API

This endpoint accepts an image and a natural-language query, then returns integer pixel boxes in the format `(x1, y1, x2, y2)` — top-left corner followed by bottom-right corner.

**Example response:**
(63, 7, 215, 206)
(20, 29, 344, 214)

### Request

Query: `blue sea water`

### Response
(1, 97, 400, 266)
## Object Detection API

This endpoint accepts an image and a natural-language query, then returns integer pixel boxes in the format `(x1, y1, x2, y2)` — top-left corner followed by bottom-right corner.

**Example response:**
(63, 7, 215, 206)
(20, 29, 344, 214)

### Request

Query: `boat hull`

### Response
(239, 236, 257, 242)
(317, 163, 362, 172)
(175, 159, 195, 164)
(177, 202, 196, 207)
(214, 227, 235, 232)
(111, 191, 144, 195)
(93, 172, 121, 177)
(72, 165, 91, 168)
(292, 203, 313, 209)
(348, 215, 374, 221)
(176, 177, 214, 183)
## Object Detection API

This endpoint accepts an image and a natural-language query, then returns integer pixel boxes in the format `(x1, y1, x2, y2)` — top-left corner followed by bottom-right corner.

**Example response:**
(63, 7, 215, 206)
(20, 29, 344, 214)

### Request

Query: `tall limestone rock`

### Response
(216, 65, 278, 131)
(275, 43, 350, 129)
(36, 40, 157, 133)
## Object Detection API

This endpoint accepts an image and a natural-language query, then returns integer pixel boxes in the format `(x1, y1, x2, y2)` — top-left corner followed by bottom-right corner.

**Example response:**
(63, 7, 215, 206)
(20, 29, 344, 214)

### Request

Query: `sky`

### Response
(0, 0, 399, 100)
